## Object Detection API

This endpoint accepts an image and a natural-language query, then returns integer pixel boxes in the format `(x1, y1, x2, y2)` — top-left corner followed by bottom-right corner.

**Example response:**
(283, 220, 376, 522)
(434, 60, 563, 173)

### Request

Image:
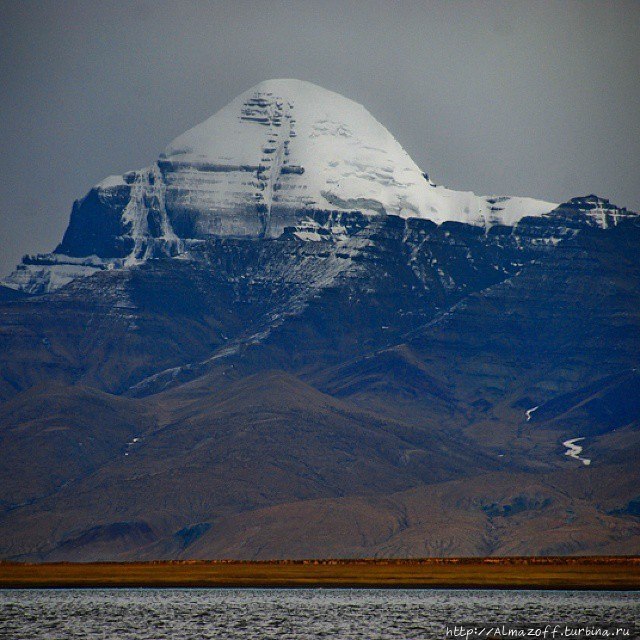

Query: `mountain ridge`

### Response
(0, 78, 568, 295)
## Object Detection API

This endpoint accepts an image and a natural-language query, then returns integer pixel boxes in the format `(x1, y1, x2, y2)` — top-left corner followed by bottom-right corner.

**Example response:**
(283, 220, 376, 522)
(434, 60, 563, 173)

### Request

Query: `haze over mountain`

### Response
(0, 80, 638, 560)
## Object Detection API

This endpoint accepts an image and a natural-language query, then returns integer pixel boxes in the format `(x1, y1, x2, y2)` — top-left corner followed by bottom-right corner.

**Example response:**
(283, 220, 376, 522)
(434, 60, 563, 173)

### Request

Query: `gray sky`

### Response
(1, 0, 639, 276)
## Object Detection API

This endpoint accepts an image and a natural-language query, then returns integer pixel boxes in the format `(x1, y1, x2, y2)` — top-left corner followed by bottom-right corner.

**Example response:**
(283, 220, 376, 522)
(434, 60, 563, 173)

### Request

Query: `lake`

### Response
(1, 588, 638, 639)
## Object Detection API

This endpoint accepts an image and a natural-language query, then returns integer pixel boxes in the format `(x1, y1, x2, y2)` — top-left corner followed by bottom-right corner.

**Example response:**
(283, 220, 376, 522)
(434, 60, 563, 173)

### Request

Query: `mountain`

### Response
(3, 79, 559, 295)
(0, 79, 638, 560)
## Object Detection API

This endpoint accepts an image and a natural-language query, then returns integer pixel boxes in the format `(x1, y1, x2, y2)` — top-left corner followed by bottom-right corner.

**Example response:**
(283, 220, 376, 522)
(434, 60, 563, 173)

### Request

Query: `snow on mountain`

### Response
(3, 255, 110, 295)
(160, 78, 556, 229)
(3, 79, 635, 294)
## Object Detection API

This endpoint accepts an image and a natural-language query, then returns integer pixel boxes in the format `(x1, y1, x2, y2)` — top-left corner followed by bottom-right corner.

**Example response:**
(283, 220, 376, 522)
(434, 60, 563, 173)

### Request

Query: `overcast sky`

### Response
(1, 0, 639, 275)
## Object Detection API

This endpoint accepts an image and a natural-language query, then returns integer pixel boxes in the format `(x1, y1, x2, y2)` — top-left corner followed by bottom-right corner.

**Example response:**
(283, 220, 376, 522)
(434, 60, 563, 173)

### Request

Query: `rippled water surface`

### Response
(1, 589, 638, 639)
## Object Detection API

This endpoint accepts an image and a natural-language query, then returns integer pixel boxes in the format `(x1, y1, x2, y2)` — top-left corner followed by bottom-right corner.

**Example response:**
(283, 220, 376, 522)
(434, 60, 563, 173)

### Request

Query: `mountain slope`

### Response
(0, 384, 147, 511)
(2, 369, 637, 561)
(0, 370, 488, 561)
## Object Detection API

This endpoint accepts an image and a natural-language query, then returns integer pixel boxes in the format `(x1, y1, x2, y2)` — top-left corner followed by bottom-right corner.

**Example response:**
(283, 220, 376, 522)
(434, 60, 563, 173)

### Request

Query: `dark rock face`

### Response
(0, 201, 639, 560)
(0, 286, 26, 303)
(57, 184, 134, 259)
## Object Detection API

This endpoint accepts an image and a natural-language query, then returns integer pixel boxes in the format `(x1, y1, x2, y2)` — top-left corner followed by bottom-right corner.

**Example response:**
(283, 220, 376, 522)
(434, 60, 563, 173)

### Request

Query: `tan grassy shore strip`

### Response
(1, 557, 639, 590)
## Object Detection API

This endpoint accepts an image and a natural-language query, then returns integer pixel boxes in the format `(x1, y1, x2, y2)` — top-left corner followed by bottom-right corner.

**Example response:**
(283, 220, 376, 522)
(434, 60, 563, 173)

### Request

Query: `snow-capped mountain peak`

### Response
(160, 78, 434, 226)
(3, 79, 635, 294)
(159, 78, 556, 228)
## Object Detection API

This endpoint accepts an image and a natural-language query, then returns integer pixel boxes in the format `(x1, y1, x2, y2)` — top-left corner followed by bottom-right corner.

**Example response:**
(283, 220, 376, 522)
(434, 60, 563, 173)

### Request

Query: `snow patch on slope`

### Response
(563, 437, 591, 466)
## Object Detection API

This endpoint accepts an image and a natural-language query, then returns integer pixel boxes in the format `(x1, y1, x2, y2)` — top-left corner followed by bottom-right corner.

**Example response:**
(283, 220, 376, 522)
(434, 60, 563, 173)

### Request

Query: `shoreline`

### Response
(1, 557, 638, 590)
